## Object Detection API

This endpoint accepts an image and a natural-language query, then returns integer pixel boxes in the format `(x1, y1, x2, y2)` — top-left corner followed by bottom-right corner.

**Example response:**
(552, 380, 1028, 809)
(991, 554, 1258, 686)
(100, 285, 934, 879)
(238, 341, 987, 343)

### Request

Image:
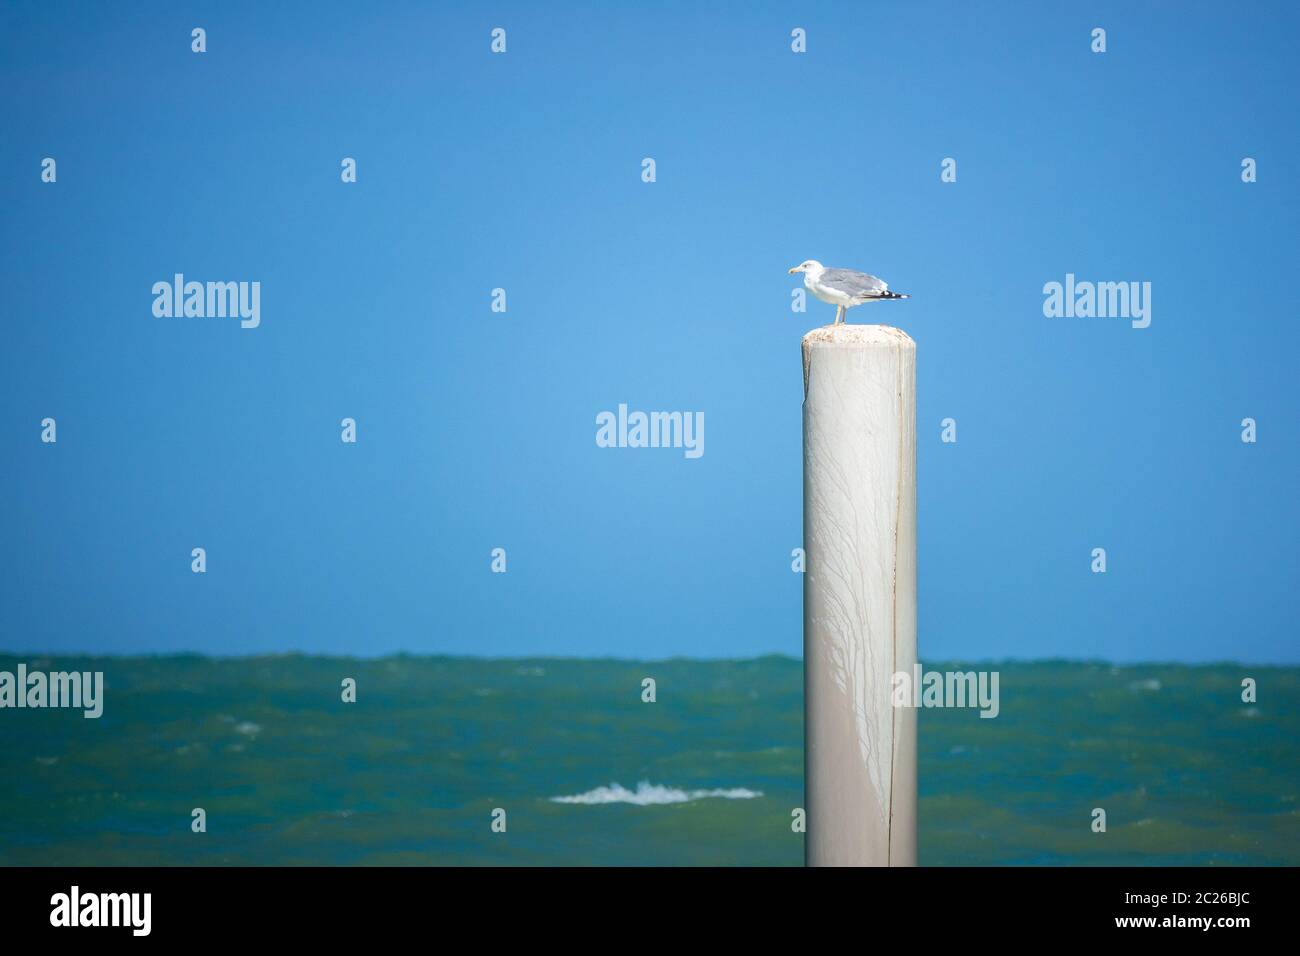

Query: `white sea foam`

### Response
(550, 781, 762, 806)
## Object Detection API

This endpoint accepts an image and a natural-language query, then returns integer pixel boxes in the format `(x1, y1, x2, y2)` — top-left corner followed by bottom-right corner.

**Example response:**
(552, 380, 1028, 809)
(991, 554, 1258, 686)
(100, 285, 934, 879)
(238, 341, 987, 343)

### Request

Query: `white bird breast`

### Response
(806, 275, 856, 307)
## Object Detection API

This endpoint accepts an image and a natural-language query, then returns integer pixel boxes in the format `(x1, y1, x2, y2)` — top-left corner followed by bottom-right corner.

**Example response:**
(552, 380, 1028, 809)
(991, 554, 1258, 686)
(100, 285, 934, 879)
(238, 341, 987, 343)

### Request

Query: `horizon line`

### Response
(0, 650, 1295, 668)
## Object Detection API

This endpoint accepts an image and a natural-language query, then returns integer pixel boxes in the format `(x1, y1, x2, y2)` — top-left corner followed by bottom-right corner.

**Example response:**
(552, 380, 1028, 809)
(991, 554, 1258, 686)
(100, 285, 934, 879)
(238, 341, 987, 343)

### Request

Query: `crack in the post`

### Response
(887, 335, 903, 866)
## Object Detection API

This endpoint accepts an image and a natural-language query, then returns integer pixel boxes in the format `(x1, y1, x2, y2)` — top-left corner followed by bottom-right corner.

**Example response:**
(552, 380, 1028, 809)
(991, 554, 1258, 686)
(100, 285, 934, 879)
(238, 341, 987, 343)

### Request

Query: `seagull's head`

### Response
(788, 259, 823, 275)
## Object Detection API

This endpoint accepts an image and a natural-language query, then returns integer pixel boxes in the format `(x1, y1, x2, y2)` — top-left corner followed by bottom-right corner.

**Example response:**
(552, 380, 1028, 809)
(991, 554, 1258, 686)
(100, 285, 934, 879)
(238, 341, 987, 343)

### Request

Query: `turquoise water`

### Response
(1, 655, 1296, 865)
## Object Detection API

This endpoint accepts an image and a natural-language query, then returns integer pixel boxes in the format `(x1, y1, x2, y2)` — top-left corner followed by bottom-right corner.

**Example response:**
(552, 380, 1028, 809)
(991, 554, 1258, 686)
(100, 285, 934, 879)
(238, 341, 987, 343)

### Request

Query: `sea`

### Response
(1, 655, 1296, 866)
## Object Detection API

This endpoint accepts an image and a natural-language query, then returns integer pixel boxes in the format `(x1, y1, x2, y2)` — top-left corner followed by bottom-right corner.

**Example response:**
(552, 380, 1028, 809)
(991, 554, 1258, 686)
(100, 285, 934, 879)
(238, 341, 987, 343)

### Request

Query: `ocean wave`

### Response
(550, 781, 762, 806)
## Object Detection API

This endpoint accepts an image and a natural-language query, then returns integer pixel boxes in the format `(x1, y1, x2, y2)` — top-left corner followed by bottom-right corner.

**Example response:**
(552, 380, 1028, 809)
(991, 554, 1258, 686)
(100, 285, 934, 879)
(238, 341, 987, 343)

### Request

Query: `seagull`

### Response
(788, 259, 909, 324)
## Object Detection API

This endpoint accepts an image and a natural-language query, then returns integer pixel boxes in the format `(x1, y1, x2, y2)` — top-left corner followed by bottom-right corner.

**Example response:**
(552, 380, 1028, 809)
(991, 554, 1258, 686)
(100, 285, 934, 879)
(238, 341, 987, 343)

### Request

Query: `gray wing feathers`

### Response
(821, 268, 889, 299)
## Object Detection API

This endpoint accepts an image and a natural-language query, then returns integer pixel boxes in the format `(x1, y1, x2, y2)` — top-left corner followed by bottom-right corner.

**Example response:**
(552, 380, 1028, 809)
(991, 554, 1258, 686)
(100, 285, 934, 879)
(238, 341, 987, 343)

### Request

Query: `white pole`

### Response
(802, 323, 917, 867)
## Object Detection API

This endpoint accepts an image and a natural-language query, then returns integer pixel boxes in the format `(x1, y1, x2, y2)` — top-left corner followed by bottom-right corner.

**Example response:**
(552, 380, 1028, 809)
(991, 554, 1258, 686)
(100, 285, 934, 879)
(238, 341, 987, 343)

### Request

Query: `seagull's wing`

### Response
(820, 268, 891, 300)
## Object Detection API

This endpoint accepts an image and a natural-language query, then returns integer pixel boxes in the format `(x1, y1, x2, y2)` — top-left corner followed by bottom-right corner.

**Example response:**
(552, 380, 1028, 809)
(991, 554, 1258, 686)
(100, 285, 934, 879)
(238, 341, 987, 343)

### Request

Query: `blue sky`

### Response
(2, 2, 1297, 662)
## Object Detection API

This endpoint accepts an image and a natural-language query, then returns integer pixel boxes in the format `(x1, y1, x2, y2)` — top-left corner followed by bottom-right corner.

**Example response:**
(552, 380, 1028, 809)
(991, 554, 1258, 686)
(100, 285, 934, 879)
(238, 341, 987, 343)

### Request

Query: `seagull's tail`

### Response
(878, 291, 910, 300)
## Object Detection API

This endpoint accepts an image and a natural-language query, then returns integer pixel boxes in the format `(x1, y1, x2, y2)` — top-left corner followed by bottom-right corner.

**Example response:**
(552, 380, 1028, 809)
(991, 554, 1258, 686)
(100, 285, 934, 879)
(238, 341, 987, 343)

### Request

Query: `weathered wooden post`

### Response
(802, 323, 918, 866)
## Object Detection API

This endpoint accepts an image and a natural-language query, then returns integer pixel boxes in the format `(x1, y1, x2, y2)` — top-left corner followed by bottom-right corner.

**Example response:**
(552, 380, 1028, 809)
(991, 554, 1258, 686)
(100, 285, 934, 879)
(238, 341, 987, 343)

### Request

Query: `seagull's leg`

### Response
(834, 305, 844, 325)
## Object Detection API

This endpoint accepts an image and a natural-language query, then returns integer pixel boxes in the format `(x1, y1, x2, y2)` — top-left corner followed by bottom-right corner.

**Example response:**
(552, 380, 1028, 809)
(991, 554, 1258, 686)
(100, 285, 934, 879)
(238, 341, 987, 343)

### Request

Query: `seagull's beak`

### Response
(788, 266, 800, 274)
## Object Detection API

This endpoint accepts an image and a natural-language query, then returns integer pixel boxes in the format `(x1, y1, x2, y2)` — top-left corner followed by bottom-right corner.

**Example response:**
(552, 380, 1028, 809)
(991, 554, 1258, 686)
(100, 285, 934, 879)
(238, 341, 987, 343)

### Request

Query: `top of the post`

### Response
(802, 324, 915, 396)
(802, 323, 914, 350)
